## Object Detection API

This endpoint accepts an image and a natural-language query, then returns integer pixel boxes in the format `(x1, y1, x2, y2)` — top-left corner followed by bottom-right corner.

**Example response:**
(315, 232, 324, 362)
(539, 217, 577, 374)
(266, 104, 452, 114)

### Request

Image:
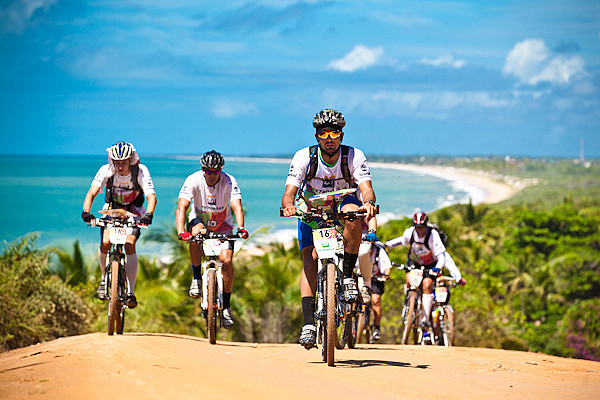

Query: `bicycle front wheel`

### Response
(402, 291, 417, 345)
(206, 269, 218, 344)
(326, 262, 336, 366)
(108, 261, 121, 336)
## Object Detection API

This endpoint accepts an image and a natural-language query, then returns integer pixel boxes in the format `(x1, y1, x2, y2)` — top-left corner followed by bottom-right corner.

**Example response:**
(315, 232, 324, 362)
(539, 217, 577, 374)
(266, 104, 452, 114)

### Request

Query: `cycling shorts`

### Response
(371, 277, 385, 296)
(187, 218, 235, 251)
(298, 195, 362, 250)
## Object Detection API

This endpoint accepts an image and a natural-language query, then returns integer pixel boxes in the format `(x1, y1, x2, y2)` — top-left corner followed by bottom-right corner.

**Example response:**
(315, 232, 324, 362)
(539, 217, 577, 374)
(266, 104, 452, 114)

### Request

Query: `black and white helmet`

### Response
(413, 212, 429, 226)
(312, 109, 346, 131)
(108, 142, 134, 160)
(201, 150, 225, 169)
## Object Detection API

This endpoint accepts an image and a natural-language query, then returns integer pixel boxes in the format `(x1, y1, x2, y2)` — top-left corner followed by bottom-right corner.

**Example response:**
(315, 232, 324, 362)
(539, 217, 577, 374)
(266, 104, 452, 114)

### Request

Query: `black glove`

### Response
(139, 212, 153, 226)
(81, 211, 95, 223)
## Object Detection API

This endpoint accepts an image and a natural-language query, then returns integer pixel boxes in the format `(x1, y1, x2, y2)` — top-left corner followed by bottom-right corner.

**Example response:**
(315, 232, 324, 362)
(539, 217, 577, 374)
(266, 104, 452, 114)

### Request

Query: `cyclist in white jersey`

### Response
(176, 150, 249, 329)
(81, 142, 157, 308)
(281, 109, 377, 349)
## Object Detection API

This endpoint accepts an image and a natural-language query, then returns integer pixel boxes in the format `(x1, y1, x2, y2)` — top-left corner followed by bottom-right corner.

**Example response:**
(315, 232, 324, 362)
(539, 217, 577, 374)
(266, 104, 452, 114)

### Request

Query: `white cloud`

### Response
(0, 0, 57, 33)
(503, 38, 585, 85)
(210, 99, 258, 119)
(327, 45, 385, 73)
(323, 89, 513, 119)
(420, 54, 466, 69)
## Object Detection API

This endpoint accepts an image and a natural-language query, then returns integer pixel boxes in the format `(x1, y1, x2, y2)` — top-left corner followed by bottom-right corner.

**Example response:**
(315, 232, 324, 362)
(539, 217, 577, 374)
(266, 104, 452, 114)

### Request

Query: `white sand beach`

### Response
(369, 162, 523, 205)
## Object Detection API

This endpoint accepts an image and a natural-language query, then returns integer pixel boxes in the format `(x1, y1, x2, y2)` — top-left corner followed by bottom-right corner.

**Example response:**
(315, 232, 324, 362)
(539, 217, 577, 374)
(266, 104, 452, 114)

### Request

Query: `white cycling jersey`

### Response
(91, 163, 155, 216)
(386, 226, 446, 268)
(178, 171, 242, 233)
(285, 146, 371, 209)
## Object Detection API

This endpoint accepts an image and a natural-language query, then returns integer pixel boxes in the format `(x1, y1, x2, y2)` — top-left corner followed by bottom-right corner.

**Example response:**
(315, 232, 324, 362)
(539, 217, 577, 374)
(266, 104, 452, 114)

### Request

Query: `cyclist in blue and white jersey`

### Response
(281, 109, 377, 349)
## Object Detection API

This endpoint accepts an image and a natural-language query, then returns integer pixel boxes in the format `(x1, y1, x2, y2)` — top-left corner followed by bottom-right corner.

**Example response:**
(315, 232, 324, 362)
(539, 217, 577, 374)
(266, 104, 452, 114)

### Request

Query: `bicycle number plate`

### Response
(108, 227, 131, 244)
(313, 228, 337, 258)
(435, 286, 449, 303)
(202, 239, 222, 256)
(407, 269, 424, 287)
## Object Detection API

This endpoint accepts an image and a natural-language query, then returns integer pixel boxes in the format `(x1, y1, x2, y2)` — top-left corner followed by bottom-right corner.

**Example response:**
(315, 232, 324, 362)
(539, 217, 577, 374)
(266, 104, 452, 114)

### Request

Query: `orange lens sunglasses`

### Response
(316, 130, 342, 139)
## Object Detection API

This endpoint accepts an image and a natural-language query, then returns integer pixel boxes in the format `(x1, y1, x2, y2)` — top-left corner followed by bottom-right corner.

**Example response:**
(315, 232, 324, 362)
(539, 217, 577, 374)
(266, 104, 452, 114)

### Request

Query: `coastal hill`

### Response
(1, 332, 599, 399)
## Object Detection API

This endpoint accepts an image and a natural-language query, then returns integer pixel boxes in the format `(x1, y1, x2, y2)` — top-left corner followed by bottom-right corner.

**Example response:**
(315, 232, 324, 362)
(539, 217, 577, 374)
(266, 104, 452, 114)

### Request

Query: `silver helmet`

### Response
(201, 150, 225, 169)
(108, 142, 134, 160)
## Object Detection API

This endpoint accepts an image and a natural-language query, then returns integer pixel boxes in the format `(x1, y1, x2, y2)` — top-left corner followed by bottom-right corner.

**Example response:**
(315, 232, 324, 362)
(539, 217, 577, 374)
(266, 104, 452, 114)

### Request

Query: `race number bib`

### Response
(312, 228, 337, 258)
(407, 269, 424, 287)
(435, 286, 449, 303)
(108, 227, 132, 245)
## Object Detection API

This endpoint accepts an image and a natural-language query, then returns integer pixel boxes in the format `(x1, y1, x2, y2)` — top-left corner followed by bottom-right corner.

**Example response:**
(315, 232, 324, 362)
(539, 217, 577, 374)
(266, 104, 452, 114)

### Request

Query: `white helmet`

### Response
(108, 142, 134, 160)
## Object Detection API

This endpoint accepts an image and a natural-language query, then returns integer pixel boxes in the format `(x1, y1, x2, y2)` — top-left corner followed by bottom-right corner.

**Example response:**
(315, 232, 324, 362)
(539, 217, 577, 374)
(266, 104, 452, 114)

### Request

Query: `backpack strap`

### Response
(104, 164, 143, 207)
(304, 145, 354, 186)
(423, 226, 432, 250)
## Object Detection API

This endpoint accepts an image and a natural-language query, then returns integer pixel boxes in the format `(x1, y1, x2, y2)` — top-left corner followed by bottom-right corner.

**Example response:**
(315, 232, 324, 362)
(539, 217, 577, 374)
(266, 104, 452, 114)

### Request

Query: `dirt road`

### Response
(1, 332, 598, 399)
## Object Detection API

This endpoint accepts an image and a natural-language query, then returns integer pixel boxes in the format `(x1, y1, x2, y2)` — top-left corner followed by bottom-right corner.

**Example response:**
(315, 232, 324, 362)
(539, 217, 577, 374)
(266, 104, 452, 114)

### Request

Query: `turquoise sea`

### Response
(0, 155, 475, 255)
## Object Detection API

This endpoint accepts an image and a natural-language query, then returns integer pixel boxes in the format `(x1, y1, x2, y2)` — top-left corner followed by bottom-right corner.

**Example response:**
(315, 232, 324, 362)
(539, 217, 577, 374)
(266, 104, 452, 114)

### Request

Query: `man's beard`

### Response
(319, 143, 340, 157)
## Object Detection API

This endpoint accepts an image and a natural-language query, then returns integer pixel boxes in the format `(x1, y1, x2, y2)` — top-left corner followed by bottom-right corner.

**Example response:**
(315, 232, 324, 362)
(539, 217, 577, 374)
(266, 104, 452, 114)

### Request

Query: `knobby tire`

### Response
(444, 306, 455, 346)
(326, 262, 336, 366)
(108, 261, 120, 336)
(207, 269, 217, 345)
(402, 291, 417, 345)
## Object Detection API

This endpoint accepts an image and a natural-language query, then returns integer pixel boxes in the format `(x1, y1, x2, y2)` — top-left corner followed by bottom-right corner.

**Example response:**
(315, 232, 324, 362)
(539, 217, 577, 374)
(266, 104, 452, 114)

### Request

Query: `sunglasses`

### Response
(203, 169, 221, 175)
(316, 130, 342, 139)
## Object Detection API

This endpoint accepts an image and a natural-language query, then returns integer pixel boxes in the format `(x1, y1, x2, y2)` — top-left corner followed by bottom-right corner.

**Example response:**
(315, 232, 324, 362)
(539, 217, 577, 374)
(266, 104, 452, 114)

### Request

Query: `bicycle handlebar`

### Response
(279, 206, 378, 222)
(181, 231, 242, 243)
(94, 216, 148, 229)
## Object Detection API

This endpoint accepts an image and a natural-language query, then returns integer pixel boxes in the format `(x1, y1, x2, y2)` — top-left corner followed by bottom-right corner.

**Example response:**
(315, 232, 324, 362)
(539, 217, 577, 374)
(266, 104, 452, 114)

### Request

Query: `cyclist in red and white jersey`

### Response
(176, 150, 249, 329)
(81, 141, 157, 308)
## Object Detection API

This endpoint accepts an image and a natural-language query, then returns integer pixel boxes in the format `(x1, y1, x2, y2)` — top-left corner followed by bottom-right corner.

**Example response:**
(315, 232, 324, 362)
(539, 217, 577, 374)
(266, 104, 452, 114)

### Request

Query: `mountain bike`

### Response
(281, 188, 373, 366)
(181, 230, 240, 345)
(432, 276, 458, 346)
(94, 209, 146, 336)
(397, 262, 438, 345)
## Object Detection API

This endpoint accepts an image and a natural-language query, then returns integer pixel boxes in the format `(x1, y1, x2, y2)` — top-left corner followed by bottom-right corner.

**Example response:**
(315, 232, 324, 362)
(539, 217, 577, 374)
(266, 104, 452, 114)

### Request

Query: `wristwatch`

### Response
(363, 200, 376, 207)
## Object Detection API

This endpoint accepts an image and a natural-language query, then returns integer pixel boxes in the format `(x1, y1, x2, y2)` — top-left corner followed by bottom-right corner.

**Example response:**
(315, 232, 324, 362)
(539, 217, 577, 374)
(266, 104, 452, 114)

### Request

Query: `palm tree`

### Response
(48, 240, 97, 286)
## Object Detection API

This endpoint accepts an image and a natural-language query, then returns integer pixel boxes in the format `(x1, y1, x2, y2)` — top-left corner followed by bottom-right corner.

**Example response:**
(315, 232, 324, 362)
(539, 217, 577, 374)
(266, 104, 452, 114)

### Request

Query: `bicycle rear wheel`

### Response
(108, 261, 121, 336)
(402, 291, 417, 345)
(206, 269, 218, 344)
(326, 262, 336, 366)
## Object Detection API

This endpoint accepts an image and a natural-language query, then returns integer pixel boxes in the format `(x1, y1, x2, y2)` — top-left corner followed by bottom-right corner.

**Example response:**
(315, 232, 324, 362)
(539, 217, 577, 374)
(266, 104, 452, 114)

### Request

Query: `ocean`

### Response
(0, 155, 476, 255)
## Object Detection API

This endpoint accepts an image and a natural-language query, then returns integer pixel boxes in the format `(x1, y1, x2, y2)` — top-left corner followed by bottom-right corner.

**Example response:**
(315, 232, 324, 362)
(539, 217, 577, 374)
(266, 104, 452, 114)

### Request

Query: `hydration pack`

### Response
(409, 223, 449, 250)
(104, 164, 145, 208)
(305, 144, 355, 187)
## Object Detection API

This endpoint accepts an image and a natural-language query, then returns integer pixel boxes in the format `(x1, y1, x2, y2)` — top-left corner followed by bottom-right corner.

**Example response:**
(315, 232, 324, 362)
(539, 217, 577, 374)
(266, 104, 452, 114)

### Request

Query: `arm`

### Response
(357, 180, 377, 220)
(281, 184, 300, 217)
(175, 198, 191, 235)
(82, 185, 101, 226)
(230, 198, 248, 238)
(145, 193, 157, 214)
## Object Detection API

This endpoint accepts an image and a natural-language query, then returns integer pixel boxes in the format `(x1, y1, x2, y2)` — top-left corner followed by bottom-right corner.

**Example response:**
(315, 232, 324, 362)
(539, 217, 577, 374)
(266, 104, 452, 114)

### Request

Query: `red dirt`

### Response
(1, 332, 599, 399)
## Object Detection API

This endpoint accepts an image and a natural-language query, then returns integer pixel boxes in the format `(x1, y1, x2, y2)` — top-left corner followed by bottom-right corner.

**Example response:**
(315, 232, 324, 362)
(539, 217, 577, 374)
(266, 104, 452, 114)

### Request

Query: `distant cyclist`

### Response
(385, 212, 445, 330)
(281, 109, 377, 349)
(357, 215, 380, 304)
(81, 141, 157, 308)
(359, 239, 392, 341)
(176, 150, 249, 329)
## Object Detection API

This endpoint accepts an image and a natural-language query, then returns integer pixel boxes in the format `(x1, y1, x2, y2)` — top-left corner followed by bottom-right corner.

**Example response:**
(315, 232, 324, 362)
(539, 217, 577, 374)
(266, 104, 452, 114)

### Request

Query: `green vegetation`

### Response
(1, 157, 598, 361)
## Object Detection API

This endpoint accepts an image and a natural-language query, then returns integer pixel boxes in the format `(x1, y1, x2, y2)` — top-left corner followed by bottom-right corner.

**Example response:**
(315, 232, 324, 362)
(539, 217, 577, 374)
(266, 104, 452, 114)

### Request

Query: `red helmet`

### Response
(412, 212, 428, 226)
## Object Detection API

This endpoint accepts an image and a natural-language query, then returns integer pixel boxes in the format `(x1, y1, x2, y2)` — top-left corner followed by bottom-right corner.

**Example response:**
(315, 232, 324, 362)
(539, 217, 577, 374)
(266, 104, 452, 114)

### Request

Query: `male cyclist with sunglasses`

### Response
(176, 150, 249, 329)
(281, 109, 377, 349)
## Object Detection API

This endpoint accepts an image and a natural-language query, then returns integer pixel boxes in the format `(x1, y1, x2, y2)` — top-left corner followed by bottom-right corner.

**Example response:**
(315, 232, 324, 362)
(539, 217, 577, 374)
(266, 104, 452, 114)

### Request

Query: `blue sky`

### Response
(1, 0, 599, 158)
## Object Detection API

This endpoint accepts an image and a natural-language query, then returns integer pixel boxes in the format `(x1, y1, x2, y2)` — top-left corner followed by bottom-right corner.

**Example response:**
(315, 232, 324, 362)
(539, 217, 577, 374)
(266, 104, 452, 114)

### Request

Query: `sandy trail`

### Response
(1, 333, 598, 400)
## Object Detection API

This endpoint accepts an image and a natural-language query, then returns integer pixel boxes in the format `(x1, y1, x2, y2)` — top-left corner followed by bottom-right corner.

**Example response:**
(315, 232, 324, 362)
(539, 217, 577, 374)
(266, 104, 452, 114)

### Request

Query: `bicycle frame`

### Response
(184, 231, 239, 345)
(95, 210, 145, 336)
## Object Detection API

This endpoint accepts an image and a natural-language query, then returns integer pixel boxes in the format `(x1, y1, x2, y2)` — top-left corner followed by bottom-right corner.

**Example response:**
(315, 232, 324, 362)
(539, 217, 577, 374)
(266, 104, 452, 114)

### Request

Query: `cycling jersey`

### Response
(286, 145, 371, 210)
(386, 226, 446, 267)
(91, 164, 155, 216)
(178, 171, 242, 233)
